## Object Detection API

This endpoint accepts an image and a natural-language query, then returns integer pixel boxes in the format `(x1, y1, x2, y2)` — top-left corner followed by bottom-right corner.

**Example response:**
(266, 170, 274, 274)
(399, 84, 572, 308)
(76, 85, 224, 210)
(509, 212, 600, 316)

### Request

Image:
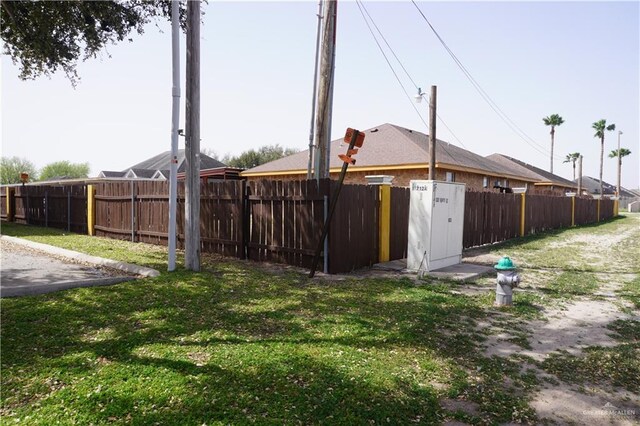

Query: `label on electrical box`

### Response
(412, 183, 430, 191)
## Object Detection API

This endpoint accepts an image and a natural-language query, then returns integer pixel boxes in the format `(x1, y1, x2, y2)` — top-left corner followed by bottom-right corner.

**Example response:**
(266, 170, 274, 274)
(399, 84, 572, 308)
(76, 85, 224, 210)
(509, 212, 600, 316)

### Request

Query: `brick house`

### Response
(242, 123, 550, 192)
(486, 154, 577, 195)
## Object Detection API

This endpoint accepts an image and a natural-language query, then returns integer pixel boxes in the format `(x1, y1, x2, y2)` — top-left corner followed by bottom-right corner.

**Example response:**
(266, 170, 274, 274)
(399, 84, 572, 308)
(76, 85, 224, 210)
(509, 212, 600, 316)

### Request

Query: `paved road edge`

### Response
(0, 235, 161, 278)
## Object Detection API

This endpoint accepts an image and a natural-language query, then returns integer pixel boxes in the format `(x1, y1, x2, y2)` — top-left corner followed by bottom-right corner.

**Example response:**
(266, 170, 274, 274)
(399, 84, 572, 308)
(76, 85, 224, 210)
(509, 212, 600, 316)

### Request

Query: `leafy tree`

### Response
(39, 161, 90, 181)
(592, 119, 616, 197)
(563, 152, 581, 181)
(542, 114, 564, 174)
(1, 0, 185, 86)
(201, 147, 220, 161)
(225, 145, 299, 169)
(0, 156, 37, 184)
(609, 148, 632, 195)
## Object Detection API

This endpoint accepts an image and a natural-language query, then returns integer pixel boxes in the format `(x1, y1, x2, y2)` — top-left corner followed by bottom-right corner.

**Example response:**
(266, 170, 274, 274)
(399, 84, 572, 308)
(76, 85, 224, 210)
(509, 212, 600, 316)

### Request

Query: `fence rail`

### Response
(1, 180, 618, 273)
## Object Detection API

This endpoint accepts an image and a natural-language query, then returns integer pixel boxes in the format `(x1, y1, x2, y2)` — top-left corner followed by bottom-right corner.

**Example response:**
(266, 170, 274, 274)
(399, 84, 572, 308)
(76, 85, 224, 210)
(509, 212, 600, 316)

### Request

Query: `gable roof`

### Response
(98, 171, 127, 178)
(486, 154, 577, 188)
(127, 149, 226, 173)
(243, 123, 523, 179)
(576, 176, 637, 197)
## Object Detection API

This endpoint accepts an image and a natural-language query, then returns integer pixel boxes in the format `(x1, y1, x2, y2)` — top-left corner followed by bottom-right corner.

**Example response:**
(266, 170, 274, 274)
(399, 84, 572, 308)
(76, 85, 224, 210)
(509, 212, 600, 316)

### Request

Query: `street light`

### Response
(414, 86, 437, 180)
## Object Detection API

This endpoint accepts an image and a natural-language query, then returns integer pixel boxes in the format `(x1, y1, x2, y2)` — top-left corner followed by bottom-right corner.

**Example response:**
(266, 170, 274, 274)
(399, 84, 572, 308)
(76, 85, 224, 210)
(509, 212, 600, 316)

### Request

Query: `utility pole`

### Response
(313, 0, 337, 182)
(168, 0, 180, 272)
(577, 155, 583, 196)
(185, 0, 201, 271)
(307, 0, 323, 180)
(428, 85, 437, 180)
(617, 130, 623, 197)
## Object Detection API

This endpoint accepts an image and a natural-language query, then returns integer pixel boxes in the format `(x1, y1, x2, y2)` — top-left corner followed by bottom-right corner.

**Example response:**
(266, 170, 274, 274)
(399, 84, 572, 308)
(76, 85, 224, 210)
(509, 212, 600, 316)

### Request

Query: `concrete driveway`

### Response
(1, 241, 135, 297)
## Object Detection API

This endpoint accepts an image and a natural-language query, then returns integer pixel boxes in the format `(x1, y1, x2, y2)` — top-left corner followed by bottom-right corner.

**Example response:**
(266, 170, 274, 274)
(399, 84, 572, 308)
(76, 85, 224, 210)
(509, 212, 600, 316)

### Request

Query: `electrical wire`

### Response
(355, 0, 466, 166)
(357, 0, 468, 150)
(410, 0, 564, 161)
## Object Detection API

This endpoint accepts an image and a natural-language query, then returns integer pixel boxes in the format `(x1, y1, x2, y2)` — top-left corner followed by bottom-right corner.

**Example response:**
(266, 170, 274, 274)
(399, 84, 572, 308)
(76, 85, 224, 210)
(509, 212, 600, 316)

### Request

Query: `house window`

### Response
(483, 176, 489, 188)
(445, 172, 455, 182)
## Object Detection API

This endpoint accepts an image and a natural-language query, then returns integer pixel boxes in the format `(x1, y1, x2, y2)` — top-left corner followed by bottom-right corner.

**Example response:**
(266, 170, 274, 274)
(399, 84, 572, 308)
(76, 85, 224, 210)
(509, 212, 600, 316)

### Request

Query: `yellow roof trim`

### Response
(533, 182, 577, 188)
(242, 162, 541, 184)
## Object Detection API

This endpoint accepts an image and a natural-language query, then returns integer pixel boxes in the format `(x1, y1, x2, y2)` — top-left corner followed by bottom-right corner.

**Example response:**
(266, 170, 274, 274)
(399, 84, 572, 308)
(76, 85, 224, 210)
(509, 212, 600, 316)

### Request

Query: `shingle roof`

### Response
(486, 154, 577, 188)
(128, 168, 157, 179)
(244, 123, 514, 177)
(127, 149, 226, 173)
(99, 171, 127, 178)
(576, 176, 636, 197)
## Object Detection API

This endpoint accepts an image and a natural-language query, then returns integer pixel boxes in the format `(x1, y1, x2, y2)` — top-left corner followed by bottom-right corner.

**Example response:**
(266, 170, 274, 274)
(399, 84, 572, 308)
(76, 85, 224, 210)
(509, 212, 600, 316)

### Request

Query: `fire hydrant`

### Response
(494, 256, 520, 306)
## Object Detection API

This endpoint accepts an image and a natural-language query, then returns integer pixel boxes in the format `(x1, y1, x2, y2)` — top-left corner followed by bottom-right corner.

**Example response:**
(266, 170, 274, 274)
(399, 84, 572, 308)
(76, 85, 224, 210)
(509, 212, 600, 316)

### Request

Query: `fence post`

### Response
(365, 175, 393, 263)
(571, 195, 576, 227)
(25, 185, 30, 225)
(597, 198, 601, 222)
(87, 185, 96, 236)
(614, 199, 619, 217)
(67, 189, 71, 231)
(6, 187, 14, 222)
(378, 185, 391, 262)
(520, 192, 526, 237)
(131, 180, 137, 242)
(238, 181, 246, 260)
(45, 190, 49, 228)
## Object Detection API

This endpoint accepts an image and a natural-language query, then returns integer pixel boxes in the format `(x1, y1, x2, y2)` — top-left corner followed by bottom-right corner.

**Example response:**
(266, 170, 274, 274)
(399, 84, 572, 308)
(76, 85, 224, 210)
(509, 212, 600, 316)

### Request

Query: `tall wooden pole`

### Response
(577, 155, 583, 196)
(185, 0, 201, 271)
(313, 0, 337, 182)
(428, 85, 437, 180)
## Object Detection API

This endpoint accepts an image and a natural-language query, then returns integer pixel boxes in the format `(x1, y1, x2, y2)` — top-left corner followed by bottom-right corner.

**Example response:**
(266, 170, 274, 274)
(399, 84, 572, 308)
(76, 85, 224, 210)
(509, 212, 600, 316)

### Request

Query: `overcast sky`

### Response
(2, 1, 638, 188)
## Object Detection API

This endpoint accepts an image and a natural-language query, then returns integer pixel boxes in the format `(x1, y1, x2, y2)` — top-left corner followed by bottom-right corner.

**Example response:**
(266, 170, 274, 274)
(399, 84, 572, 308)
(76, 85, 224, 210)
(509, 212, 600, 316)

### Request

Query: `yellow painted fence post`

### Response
(597, 199, 601, 223)
(571, 195, 575, 227)
(379, 184, 391, 263)
(520, 192, 526, 237)
(614, 199, 619, 217)
(365, 175, 393, 263)
(5, 186, 15, 222)
(87, 184, 96, 236)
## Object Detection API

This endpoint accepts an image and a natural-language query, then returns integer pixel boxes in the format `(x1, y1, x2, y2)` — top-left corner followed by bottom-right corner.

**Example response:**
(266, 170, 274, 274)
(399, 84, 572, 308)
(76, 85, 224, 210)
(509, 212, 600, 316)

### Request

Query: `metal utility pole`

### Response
(313, 0, 337, 182)
(617, 130, 623, 196)
(577, 155, 583, 196)
(307, 0, 324, 180)
(185, 0, 201, 271)
(168, 0, 180, 272)
(428, 85, 437, 180)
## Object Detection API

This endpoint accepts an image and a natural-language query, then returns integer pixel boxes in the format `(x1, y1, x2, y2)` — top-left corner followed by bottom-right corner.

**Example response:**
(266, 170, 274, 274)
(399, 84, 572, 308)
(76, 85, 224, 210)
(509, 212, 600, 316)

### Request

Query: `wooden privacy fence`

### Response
(463, 192, 521, 248)
(92, 179, 379, 274)
(2, 184, 87, 233)
(94, 180, 245, 258)
(1, 180, 619, 273)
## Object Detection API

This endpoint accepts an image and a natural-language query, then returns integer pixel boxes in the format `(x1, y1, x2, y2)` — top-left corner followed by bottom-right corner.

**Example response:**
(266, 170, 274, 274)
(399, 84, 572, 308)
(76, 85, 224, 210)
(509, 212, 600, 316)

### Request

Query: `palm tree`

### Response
(609, 148, 632, 196)
(563, 152, 581, 181)
(592, 119, 616, 196)
(543, 114, 564, 174)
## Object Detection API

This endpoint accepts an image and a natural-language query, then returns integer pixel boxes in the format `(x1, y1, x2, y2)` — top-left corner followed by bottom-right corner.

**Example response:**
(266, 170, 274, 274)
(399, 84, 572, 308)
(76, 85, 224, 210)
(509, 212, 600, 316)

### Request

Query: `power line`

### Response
(410, 0, 564, 161)
(355, 0, 467, 164)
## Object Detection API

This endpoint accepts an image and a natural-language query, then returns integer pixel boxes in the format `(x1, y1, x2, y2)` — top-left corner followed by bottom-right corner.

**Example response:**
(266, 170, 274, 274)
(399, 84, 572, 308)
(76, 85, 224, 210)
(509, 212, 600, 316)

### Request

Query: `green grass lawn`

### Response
(1, 217, 638, 425)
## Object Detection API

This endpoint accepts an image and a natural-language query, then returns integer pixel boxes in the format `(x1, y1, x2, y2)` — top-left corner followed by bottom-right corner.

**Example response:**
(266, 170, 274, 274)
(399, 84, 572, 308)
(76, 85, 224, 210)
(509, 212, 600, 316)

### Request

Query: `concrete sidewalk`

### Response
(1, 236, 159, 297)
(372, 258, 494, 281)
